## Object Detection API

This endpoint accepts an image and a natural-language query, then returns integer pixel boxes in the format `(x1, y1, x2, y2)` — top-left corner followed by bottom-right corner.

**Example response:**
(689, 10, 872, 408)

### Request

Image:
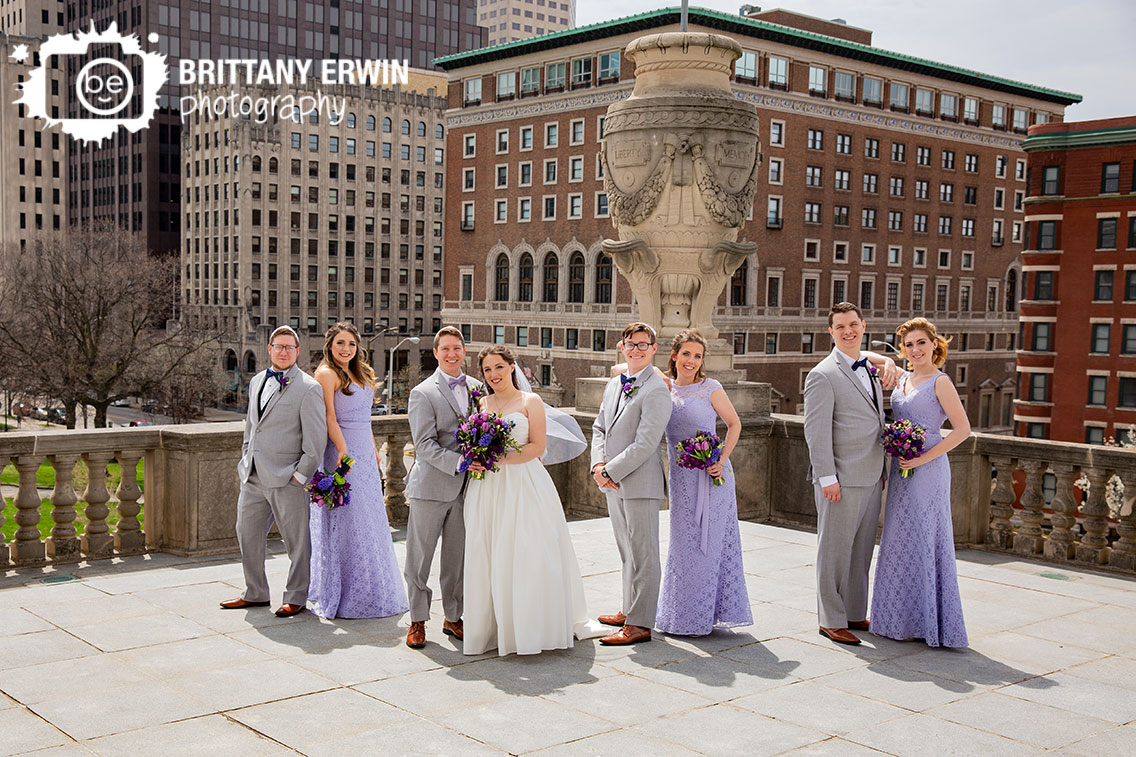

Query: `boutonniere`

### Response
(469, 386, 485, 404)
(867, 364, 879, 381)
(621, 382, 639, 400)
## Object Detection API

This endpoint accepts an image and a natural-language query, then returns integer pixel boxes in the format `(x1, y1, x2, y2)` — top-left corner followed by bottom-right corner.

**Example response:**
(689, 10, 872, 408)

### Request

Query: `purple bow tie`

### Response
(447, 375, 466, 390)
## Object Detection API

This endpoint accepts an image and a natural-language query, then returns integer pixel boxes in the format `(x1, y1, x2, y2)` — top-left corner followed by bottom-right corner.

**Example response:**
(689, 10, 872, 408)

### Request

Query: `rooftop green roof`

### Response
(1022, 123, 1136, 151)
(434, 6, 1082, 106)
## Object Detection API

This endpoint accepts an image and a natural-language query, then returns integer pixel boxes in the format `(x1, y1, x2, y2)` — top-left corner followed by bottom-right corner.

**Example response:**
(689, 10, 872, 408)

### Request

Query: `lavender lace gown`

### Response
(870, 372, 968, 647)
(309, 384, 409, 619)
(656, 378, 752, 635)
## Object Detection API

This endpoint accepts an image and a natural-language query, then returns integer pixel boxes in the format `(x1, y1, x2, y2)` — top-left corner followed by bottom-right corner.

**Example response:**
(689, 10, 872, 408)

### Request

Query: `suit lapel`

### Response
(833, 352, 875, 409)
(250, 372, 266, 424)
(435, 369, 463, 417)
(259, 366, 296, 423)
(611, 369, 651, 428)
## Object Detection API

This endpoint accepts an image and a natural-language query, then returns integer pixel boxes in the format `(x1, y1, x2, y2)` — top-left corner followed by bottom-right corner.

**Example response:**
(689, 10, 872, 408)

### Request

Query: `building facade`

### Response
(66, 0, 485, 255)
(477, 0, 574, 47)
(1016, 117, 1136, 444)
(437, 7, 1079, 426)
(181, 76, 448, 403)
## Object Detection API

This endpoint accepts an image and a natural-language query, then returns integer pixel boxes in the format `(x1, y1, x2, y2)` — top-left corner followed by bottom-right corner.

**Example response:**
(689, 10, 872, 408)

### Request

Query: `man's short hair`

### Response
(269, 325, 299, 346)
(433, 325, 465, 349)
(621, 322, 657, 343)
(828, 302, 863, 327)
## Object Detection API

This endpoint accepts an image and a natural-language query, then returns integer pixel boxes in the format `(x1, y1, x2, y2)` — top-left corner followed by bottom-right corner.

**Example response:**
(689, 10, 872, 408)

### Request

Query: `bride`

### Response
(462, 344, 604, 656)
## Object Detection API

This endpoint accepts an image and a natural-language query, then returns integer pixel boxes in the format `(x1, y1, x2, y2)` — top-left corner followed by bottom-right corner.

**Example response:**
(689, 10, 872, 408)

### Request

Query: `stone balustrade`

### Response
(2, 414, 1134, 574)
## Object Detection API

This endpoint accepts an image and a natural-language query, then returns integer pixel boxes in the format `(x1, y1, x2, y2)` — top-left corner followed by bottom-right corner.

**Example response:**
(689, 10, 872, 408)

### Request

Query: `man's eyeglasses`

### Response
(623, 341, 656, 353)
(269, 344, 298, 353)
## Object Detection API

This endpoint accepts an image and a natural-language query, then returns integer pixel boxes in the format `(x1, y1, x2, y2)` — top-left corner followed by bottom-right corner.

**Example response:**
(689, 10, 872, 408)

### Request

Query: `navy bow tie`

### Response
(266, 368, 284, 381)
(620, 373, 635, 386)
(852, 358, 869, 372)
(447, 375, 466, 390)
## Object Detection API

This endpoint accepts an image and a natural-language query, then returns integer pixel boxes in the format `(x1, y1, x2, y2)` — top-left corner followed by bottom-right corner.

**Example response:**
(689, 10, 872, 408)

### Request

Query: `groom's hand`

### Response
(822, 482, 841, 502)
(592, 464, 618, 489)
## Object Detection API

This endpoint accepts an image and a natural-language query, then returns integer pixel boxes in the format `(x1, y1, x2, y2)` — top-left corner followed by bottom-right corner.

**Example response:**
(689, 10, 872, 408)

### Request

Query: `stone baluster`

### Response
(1109, 467, 1136, 571)
(986, 455, 1016, 549)
(1043, 463, 1078, 561)
(0, 457, 8, 565)
(10, 455, 46, 566)
(81, 451, 115, 559)
(47, 453, 82, 562)
(1013, 460, 1046, 555)
(384, 433, 411, 526)
(114, 450, 145, 554)
(1075, 466, 1112, 565)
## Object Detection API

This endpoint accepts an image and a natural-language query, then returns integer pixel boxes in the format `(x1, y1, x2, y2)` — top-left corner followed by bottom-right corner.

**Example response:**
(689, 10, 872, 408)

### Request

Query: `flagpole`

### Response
(681, 0, 689, 32)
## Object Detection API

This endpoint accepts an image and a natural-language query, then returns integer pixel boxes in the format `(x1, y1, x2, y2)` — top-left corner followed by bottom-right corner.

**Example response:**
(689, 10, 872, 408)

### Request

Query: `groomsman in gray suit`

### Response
(404, 326, 483, 649)
(591, 322, 673, 645)
(804, 302, 890, 645)
(222, 325, 327, 617)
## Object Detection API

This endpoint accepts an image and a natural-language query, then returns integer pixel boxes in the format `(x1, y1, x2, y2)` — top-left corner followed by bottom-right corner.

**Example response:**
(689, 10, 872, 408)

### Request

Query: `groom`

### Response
(591, 322, 673, 645)
(804, 303, 888, 645)
(222, 325, 327, 617)
(404, 326, 483, 649)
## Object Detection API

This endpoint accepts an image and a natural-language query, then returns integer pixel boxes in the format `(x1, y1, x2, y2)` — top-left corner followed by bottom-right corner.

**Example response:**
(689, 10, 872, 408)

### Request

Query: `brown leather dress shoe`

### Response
(599, 625, 651, 645)
(442, 619, 464, 640)
(848, 619, 870, 631)
(406, 621, 426, 649)
(220, 597, 271, 609)
(819, 626, 861, 645)
(598, 611, 626, 627)
(274, 603, 306, 617)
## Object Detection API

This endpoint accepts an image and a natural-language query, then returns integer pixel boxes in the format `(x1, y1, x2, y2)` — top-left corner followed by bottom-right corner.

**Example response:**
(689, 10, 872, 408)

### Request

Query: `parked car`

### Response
(12, 402, 33, 418)
(46, 408, 66, 424)
(372, 403, 390, 415)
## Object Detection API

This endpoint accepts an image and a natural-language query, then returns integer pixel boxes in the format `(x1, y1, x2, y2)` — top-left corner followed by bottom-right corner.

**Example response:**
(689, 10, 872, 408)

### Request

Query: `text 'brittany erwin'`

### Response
(176, 58, 410, 87)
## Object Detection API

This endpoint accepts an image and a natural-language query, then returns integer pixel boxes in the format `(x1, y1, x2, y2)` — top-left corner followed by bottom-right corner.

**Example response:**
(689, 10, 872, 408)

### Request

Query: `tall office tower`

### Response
(477, 0, 574, 47)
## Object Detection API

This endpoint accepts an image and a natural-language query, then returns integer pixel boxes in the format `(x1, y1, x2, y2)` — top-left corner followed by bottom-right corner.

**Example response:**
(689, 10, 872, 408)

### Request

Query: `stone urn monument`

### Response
(600, 32, 760, 379)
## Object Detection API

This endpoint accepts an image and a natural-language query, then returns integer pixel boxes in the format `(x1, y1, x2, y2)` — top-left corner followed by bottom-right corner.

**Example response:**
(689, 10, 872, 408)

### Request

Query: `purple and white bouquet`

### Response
(675, 430, 726, 486)
(454, 411, 522, 481)
(305, 455, 355, 509)
(881, 419, 926, 478)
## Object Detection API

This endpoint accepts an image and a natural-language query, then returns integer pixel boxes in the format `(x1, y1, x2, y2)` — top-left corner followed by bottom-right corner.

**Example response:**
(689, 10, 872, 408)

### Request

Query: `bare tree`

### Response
(0, 229, 219, 428)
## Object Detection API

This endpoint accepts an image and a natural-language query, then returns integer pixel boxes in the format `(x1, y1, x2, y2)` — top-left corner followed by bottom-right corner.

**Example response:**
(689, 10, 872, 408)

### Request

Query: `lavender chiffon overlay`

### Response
(870, 372, 968, 647)
(309, 384, 409, 619)
(656, 378, 752, 635)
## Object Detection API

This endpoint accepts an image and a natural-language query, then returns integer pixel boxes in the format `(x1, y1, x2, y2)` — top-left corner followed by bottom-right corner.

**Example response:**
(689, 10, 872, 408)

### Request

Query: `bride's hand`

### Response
(469, 460, 486, 473)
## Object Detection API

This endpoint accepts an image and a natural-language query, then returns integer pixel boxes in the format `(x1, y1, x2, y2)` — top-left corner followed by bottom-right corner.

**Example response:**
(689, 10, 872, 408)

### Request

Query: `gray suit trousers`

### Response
(814, 480, 882, 629)
(236, 469, 312, 606)
(404, 495, 464, 623)
(605, 493, 662, 629)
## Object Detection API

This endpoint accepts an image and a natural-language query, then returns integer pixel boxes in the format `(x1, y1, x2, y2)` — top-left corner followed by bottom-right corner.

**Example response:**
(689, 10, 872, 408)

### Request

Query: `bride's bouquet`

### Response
(454, 412, 522, 480)
(675, 430, 726, 486)
(881, 419, 926, 478)
(305, 455, 355, 509)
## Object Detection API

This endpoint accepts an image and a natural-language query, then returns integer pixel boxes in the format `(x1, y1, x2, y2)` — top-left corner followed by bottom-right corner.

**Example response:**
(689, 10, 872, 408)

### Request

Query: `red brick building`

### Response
(1016, 117, 1136, 443)
(437, 6, 1080, 426)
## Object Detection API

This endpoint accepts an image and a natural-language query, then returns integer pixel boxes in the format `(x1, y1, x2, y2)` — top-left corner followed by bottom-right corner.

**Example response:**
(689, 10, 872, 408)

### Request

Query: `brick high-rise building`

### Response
(477, 0, 574, 47)
(1015, 116, 1136, 444)
(65, 0, 486, 255)
(436, 7, 1080, 428)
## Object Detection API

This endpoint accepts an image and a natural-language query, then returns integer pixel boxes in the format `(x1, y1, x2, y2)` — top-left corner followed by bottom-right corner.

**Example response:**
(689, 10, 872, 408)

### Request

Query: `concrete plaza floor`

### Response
(2, 515, 1136, 756)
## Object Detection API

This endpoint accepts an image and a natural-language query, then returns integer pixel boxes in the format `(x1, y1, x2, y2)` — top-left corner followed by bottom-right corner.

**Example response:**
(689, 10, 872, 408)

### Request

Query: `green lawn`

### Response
(1, 497, 143, 542)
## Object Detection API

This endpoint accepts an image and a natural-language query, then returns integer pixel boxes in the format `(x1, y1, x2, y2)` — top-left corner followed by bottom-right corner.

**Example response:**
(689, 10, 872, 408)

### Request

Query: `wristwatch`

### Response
(601, 469, 611, 479)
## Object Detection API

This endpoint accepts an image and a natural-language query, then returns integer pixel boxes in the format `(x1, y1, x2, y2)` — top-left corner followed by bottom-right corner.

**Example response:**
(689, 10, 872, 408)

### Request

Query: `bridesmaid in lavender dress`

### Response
(309, 322, 409, 619)
(870, 317, 969, 647)
(655, 329, 752, 636)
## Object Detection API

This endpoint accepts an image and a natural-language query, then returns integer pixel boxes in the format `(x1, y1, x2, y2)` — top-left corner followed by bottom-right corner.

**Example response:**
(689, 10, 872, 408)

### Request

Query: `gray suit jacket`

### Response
(803, 349, 887, 487)
(238, 365, 328, 488)
(406, 368, 484, 503)
(590, 368, 672, 500)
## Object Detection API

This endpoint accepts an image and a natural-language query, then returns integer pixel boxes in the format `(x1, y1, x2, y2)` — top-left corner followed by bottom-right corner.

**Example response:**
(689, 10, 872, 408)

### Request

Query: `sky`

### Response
(574, 0, 1134, 122)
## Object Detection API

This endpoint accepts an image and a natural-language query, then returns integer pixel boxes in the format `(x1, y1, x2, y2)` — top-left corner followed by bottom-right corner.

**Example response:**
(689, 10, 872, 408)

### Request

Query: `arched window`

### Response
(224, 349, 238, 371)
(268, 157, 278, 174)
(366, 115, 376, 131)
(401, 119, 411, 135)
(251, 155, 262, 172)
(417, 121, 427, 137)
(568, 252, 585, 303)
(346, 112, 356, 128)
(730, 259, 748, 306)
(495, 253, 510, 301)
(382, 117, 392, 133)
(435, 124, 444, 139)
(595, 253, 613, 303)
(1005, 269, 1018, 313)
(542, 254, 559, 302)
(244, 351, 257, 373)
(518, 253, 534, 302)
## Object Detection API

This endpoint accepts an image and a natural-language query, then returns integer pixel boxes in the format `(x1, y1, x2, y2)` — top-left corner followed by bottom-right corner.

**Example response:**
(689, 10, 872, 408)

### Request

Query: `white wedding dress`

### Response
(463, 411, 605, 656)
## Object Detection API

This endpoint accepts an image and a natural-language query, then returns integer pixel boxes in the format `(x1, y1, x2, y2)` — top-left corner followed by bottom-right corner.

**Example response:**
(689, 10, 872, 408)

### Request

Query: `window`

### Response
(865, 138, 879, 159)
(860, 280, 874, 309)
(518, 254, 534, 301)
(889, 176, 904, 197)
(806, 166, 823, 187)
(836, 134, 852, 155)
(542, 254, 559, 302)
(595, 254, 613, 303)
(964, 97, 978, 122)
(964, 154, 978, 173)
(464, 77, 482, 103)
(568, 194, 582, 218)
(769, 120, 784, 147)
(767, 197, 782, 225)
(912, 281, 925, 309)
(1034, 271, 1054, 300)
(916, 146, 931, 166)
(1095, 270, 1115, 301)
(809, 66, 827, 95)
(736, 51, 757, 79)
(571, 57, 592, 86)
(1028, 373, 1048, 402)
(768, 56, 788, 87)
(764, 332, 779, 354)
(834, 169, 850, 191)
(802, 333, 814, 353)
(1032, 323, 1051, 351)
(861, 208, 877, 229)
(494, 254, 509, 300)
(496, 71, 515, 99)
(915, 88, 933, 114)
(1091, 322, 1110, 351)
(1102, 162, 1121, 193)
(569, 156, 584, 181)
(1088, 376, 1107, 406)
(942, 150, 955, 170)
(992, 104, 1006, 129)
(962, 251, 974, 269)
(862, 244, 876, 264)
(863, 173, 878, 194)
(521, 66, 540, 94)
(833, 242, 849, 263)
(1099, 218, 1118, 249)
(914, 214, 928, 233)
(963, 186, 977, 205)
(804, 240, 820, 261)
(939, 216, 952, 235)
(543, 195, 556, 219)
(888, 246, 901, 265)
(889, 82, 909, 110)
(496, 129, 509, 153)
(805, 202, 821, 224)
(1122, 378, 1136, 408)
(1014, 108, 1029, 131)
(518, 198, 531, 221)
(1125, 324, 1136, 355)
(863, 76, 882, 104)
(888, 211, 903, 231)
(962, 219, 974, 237)
(544, 159, 557, 184)
(1127, 270, 1136, 300)
(570, 119, 584, 144)
(598, 51, 620, 79)
(495, 199, 507, 222)
(496, 164, 508, 188)
(768, 157, 783, 184)
(834, 71, 855, 99)
(940, 183, 954, 202)
(831, 279, 846, 304)
(520, 126, 533, 151)
(808, 129, 824, 150)
(915, 180, 930, 200)
(1039, 220, 1057, 250)
(941, 93, 957, 119)
(546, 61, 565, 89)
(1042, 166, 1059, 195)
(545, 123, 558, 147)
(834, 205, 850, 226)
(891, 142, 906, 162)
